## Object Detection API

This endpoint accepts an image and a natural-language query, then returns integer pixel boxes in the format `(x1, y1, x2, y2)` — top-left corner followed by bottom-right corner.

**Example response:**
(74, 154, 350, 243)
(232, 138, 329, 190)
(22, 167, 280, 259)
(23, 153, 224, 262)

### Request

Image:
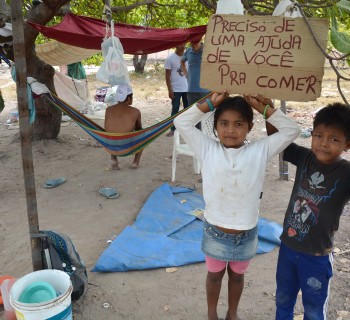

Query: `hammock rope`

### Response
(44, 92, 213, 157)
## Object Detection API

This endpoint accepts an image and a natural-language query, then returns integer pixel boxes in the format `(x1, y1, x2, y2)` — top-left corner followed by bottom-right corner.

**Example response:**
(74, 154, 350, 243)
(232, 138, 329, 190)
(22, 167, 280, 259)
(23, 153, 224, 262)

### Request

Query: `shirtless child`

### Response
(104, 84, 142, 169)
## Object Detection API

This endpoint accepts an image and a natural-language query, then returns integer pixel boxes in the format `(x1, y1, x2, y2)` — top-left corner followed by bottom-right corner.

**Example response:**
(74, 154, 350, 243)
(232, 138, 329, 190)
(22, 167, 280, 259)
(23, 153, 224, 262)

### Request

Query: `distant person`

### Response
(104, 84, 142, 170)
(0, 89, 4, 113)
(174, 92, 300, 320)
(67, 61, 87, 80)
(267, 103, 350, 320)
(164, 44, 189, 137)
(180, 39, 210, 107)
(59, 65, 68, 75)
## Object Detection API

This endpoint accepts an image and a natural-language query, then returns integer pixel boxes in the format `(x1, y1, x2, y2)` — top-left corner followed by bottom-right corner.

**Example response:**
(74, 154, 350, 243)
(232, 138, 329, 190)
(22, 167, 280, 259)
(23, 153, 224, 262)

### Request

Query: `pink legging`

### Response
(205, 256, 250, 274)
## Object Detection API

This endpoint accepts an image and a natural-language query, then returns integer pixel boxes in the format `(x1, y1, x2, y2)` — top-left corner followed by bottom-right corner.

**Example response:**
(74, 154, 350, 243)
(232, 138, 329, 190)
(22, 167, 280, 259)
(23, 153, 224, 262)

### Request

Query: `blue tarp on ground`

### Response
(92, 183, 282, 272)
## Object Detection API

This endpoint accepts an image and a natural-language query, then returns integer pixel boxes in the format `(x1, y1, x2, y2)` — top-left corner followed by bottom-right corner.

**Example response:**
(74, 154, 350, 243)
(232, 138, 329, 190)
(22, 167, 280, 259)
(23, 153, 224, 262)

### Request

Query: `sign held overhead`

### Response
(201, 15, 328, 101)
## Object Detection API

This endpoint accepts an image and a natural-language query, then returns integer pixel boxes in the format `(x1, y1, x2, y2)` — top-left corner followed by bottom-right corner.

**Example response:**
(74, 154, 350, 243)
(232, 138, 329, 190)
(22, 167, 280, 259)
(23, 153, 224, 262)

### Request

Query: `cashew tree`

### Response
(1, 0, 349, 140)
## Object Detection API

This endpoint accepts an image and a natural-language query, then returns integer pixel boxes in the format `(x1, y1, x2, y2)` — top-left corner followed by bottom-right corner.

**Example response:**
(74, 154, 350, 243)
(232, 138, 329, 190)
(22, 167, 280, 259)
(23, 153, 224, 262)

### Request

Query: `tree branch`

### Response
(198, 0, 216, 11)
(293, 1, 349, 105)
(242, 0, 274, 15)
(110, 0, 157, 13)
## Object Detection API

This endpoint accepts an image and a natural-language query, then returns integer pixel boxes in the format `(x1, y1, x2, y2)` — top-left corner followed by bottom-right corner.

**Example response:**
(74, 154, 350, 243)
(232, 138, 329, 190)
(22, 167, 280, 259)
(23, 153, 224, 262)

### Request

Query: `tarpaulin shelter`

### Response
(27, 13, 207, 55)
(34, 41, 100, 66)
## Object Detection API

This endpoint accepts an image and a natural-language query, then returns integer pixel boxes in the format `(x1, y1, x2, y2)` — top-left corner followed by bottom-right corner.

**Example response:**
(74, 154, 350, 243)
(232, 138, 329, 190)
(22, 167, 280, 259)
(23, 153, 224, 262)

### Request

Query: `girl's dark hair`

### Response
(313, 102, 350, 141)
(213, 96, 253, 130)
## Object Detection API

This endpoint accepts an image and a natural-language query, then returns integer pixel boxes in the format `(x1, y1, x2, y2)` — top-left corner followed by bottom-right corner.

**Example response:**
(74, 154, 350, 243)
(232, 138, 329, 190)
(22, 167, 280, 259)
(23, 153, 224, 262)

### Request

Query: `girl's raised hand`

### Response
(244, 94, 275, 119)
(211, 91, 229, 108)
(244, 94, 273, 111)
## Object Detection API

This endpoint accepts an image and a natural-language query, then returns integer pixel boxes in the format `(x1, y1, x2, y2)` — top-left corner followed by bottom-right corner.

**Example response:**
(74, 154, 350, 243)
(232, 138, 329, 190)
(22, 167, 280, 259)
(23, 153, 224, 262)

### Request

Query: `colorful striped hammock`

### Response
(44, 92, 212, 157)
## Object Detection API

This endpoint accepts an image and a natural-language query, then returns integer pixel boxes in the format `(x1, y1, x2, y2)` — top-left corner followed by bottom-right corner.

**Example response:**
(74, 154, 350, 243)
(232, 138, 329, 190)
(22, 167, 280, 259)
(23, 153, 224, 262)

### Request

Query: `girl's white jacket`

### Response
(174, 106, 300, 230)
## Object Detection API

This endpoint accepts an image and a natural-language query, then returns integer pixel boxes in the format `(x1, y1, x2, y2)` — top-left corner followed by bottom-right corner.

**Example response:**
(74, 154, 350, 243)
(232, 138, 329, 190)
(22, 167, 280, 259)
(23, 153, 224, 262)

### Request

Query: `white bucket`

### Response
(10, 269, 73, 320)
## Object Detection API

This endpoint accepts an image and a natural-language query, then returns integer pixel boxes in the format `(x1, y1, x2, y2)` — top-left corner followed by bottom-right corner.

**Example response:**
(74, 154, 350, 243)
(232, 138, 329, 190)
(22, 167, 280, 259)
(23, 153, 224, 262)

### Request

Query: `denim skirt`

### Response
(201, 220, 258, 261)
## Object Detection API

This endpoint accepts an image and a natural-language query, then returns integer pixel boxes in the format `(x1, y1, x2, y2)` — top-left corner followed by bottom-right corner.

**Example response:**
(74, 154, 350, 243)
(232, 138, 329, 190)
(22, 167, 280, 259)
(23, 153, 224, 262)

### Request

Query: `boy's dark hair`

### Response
(313, 102, 350, 141)
(213, 96, 253, 131)
(121, 93, 133, 103)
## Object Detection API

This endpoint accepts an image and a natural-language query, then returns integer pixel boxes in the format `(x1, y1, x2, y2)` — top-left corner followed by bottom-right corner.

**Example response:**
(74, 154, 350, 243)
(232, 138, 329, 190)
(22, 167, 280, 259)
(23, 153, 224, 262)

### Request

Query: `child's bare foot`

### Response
(130, 163, 139, 169)
(225, 311, 241, 320)
(110, 155, 120, 170)
(110, 159, 120, 170)
(111, 163, 120, 170)
(207, 311, 220, 320)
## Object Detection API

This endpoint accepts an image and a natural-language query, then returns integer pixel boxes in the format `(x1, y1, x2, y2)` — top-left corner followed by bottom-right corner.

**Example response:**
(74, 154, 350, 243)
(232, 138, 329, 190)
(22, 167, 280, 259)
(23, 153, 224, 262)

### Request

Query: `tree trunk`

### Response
(1, 0, 71, 140)
(25, 40, 62, 139)
(133, 54, 148, 73)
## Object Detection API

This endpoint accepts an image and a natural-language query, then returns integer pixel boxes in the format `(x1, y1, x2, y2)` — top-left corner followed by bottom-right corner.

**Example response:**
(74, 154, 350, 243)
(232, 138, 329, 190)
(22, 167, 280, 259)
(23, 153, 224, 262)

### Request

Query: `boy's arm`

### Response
(265, 110, 300, 159)
(165, 69, 174, 99)
(180, 60, 188, 79)
(104, 107, 110, 129)
(135, 109, 142, 130)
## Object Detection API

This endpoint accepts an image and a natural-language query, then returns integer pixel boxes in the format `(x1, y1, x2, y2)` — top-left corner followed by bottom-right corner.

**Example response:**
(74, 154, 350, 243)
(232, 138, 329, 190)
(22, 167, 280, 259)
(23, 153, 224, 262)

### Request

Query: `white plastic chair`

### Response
(200, 111, 218, 140)
(171, 130, 201, 182)
(171, 112, 218, 182)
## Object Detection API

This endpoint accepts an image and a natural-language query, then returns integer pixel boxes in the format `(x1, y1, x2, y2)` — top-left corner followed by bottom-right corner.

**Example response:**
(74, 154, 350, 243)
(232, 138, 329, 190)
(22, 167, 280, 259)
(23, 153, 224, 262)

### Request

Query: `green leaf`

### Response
(336, 0, 350, 12)
(330, 27, 350, 53)
(331, 7, 338, 29)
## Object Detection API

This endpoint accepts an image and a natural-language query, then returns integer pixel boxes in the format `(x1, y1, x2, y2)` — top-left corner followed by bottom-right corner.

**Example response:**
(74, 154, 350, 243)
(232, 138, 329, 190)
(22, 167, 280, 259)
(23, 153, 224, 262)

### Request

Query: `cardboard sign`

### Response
(200, 15, 328, 101)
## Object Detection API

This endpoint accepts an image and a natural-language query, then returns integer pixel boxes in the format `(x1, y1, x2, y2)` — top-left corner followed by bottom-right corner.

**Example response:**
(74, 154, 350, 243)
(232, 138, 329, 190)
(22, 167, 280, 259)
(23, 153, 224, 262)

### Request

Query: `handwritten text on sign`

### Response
(200, 15, 328, 101)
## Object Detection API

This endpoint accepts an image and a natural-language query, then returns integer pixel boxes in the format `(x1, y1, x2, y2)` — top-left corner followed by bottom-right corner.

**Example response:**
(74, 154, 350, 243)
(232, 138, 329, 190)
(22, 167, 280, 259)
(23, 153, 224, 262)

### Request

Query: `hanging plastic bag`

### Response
(272, 0, 302, 17)
(216, 0, 244, 15)
(96, 21, 130, 85)
(101, 36, 124, 58)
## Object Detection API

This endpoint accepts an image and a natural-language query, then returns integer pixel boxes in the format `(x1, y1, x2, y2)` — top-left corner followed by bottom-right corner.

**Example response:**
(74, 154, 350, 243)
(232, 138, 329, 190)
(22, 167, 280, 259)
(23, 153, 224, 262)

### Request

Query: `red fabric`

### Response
(27, 13, 207, 54)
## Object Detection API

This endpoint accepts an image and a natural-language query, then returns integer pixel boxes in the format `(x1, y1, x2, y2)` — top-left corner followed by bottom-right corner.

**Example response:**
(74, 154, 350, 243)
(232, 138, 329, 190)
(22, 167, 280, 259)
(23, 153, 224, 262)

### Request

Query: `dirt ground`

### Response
(1, 61, 350, 320)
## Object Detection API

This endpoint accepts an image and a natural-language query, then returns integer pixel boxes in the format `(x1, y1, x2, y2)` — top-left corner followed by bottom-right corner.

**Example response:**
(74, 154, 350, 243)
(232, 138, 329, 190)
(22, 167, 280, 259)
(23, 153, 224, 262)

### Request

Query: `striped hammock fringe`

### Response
(43, 92, 213, 157)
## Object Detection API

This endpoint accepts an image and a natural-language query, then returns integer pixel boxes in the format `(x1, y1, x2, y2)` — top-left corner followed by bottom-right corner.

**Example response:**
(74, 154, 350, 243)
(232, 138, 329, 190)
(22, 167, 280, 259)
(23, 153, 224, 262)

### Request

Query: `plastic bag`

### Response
(104, 85, 119, 106)
(216, 0, 244, 14)
(101, 36, 124, 57)
(96, 21, 130, 85)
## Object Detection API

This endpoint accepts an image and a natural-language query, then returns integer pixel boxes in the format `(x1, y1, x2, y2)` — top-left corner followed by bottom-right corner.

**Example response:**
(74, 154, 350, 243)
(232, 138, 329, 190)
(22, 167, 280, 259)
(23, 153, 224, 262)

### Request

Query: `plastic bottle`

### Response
(1, 278, 17, 320)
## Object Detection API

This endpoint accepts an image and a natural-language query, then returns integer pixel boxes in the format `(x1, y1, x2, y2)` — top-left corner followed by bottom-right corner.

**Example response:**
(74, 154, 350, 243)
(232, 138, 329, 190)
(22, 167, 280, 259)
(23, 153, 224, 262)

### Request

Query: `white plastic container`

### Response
(9, 270, 73, 320)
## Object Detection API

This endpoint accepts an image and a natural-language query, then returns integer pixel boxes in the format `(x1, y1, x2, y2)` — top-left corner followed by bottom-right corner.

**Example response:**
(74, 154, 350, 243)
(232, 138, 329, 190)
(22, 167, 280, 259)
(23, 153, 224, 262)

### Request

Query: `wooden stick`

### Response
(11, 0, 42, 271)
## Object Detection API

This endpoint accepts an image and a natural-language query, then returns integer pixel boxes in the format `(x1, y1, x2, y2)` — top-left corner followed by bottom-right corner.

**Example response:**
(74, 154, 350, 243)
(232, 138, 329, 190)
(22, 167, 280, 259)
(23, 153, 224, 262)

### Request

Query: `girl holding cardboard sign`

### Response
(174, 92, 300, 320)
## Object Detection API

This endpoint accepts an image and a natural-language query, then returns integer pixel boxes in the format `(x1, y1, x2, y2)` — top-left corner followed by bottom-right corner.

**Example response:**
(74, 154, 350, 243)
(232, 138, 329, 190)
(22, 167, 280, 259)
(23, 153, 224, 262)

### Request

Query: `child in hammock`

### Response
(104, 84, 143, 169)
(174, 92, 300, 320)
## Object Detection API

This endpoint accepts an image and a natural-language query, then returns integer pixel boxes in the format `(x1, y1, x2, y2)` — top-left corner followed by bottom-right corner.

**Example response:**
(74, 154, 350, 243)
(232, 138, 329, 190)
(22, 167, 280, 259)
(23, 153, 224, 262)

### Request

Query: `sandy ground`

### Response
(1, 61, 350, 320)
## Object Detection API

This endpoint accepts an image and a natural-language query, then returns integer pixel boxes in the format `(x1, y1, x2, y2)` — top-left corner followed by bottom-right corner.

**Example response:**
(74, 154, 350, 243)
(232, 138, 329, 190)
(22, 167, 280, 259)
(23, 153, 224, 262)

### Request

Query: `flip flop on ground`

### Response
(44, 177, 66, 189)
(99, 187, 120, 199)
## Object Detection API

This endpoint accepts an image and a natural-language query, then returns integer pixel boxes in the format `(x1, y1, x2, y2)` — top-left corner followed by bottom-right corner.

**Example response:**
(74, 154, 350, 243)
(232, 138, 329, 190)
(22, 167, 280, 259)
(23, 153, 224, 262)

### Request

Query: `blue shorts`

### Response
(201, 220, 258, 261)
